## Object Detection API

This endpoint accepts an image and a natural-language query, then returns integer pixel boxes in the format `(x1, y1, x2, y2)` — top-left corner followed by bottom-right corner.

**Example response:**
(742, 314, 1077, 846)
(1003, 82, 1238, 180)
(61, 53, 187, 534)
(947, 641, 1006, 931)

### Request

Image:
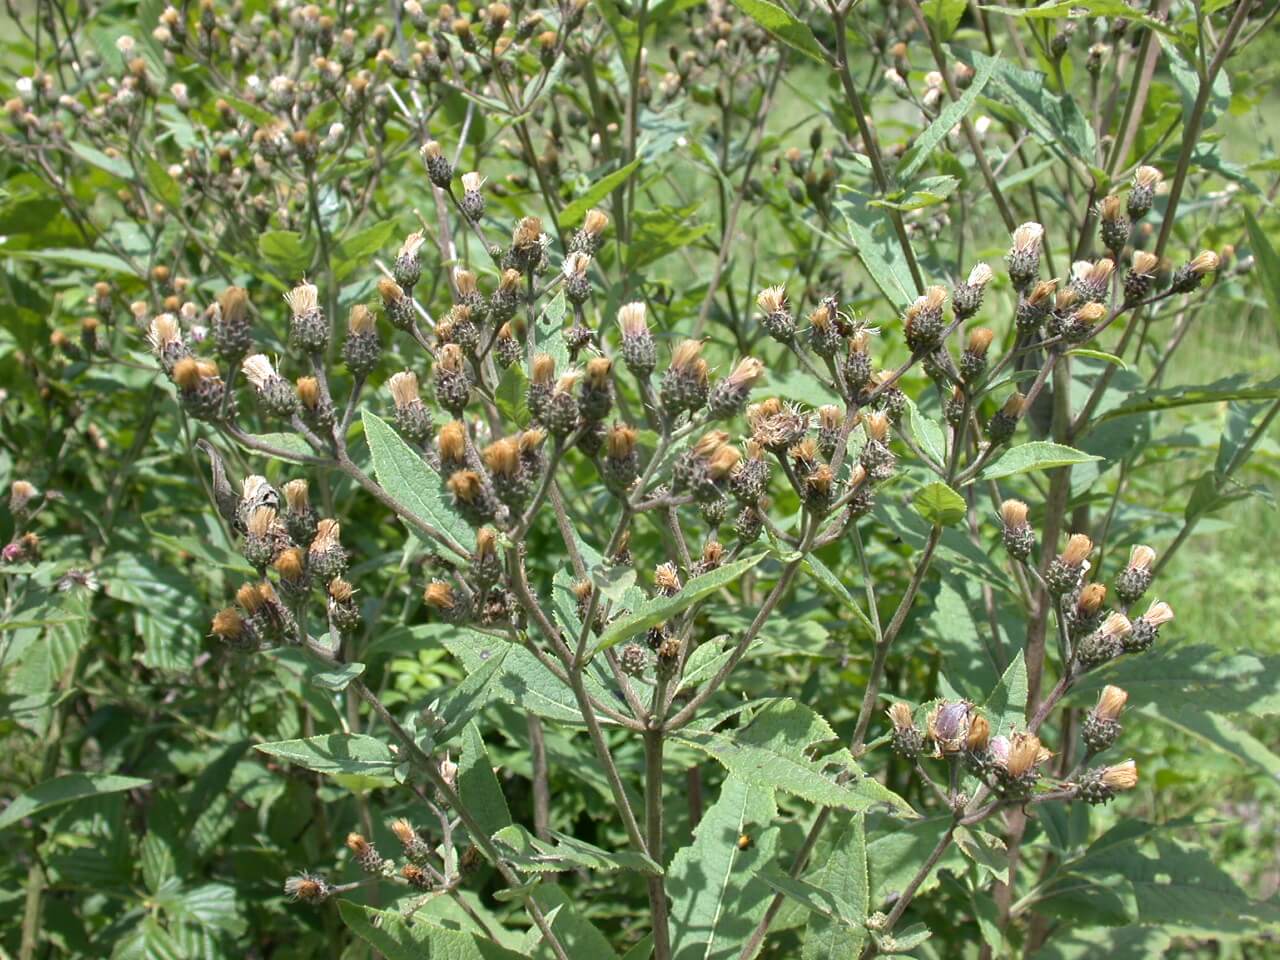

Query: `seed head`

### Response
(173, 356, 202, 390)
(283, 281, 319, 317)
(1077, 582, 1107, 615)
(147, 314, 182, 354)
(1061, 533, 1093, 566)
(531, 353, 556, 385)
(241, 354, 278, 389)
(461, 171, 485, 193)
(388, 370, 421, 409)
(447, 470, 483, 503)
(424, 579, 456, 609)
(348, 304, 376, 334)
(1094, 685, 1128, 722)
(483, 437, 520, 477)
(211, 608, 245, 641)
(1100, 759, 1139, 791)
(274, 547, 304, 581)
(1011, 222, 1044, 254)
(1000, 499, 1028, 527)
(887, 701, 914, 731)
(967, 263, 994, 288)
(966, 327, 994, 355)
(1140, 599, 1174, 627)
(725, 356, 765, 388)
(756, 285, 786, 315)
(967, 714, 990, 751)
(437, 421, 467, 465)
(1131, 251, 1158, 275)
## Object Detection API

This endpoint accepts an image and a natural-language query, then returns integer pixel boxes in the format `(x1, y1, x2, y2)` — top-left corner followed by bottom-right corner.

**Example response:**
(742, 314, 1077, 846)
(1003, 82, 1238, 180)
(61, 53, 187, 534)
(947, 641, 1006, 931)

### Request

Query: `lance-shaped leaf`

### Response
(593, 553, 767, 653)
(254, 735, 395, 777)
(670, 699, 915, 816)
(362, 410, 475, 560)
(340, 901, 525, 959)
(494, 824, 661, 876)
(0, 774, 151, 832)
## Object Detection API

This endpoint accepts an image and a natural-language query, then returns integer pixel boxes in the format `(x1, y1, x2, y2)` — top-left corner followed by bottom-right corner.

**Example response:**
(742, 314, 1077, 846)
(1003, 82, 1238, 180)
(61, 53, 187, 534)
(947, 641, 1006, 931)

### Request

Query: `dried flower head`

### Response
(1094, 685, 1128, 722)
(1061, 533, 1093, 566)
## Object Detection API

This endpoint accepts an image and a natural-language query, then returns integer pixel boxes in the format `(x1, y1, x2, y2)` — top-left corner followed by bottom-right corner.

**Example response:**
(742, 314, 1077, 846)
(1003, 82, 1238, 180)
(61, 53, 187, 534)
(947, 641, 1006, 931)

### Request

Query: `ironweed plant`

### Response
(3, 0, 1280, 956)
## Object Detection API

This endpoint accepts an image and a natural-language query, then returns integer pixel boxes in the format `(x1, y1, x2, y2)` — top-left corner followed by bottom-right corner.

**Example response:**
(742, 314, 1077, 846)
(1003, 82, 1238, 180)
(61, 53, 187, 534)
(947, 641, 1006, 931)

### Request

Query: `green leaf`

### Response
(340, 901, 526, 959)
(835, 192, 916, 309)
(984, 650, 1028, 736)
(4, 247, 137, 277)
(69, 142, 132, 179)
(725, 0, 825, 63)
(593, 552, 767, 653)
(977, 441, 1100, 481)
(257, 230, 315, 277)
(913, 482, 967, 527)
(799, 553, 876, 638)
(142, 157, 181, 209)
(459, 720, 513, 838)
(334, 222, 396, 279)
(898, 56, 999, 179)
(253, 734, 395, 777)
(667, 776, 780, 960)
(434, 647, 510, 743)
(494, 824, 661, 875)
(362, 410, 475, 560)
(558, 159, 641, 229)
(962, 49, 1095, 161)
(869, 175, 960, 212)
(801, 813, 869, 959)
(904, 395, 946, 468)
(441, 628, 594, 725)
(923, 0, 966, 38)
(671, 699, 915, 815)
(1243, 209, 1280, 315)
(0, 773, 151, 832)
(1066, 348, 1128, 370)
(1096, 374, 1280, 421)
(310, 662, 365, 691)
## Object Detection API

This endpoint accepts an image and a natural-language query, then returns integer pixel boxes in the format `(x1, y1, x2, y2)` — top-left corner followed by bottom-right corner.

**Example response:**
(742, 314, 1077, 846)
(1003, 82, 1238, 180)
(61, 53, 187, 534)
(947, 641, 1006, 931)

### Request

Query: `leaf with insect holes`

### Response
(361, 410, 474, 560)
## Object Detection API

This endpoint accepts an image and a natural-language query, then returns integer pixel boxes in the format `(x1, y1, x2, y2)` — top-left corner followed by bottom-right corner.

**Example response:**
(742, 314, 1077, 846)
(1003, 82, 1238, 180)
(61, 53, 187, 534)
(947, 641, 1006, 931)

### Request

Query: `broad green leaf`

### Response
(954, 826, 1008, 882)
(626, 204, 712, 269)
(1243, 209, 1280, 315)
(441, 629, 596, 725)
(869, 174, 960, 212)
(801, 813, 869, 959)
(726, 0, 825, 63)
(913, 482, 967, 527)
(1066, 348, 1127, 369)
(334, 221, 396, 279)
(667, 776, 780, 960)
(4, 247, 137, 277)
(984, 650, 1028, 735)
(558, 159, 641, 229)
(1097, 375, 1280, 420)
(253, 734, 395, 777)
(977, 441, 1100, 481)
(433, 649, 511, 743)
(460, 720, 513, 838)
(868, 816, 964, 905)
(362, 410, 475, 560)
(835, 193, 916, 309)
(963, 50, 1095, 161)
(310, 662, 365, 691)
(671, 699, 915, 815)
(593, 553, 767, 653)
(526, 885, 620, 960)
(0, 774, 151, 832)
(898, 55, 999, 179)
(69, 142, 132, 179)
(923, 0, 966, 38)
(257, 230, 315, 277)
(904, 395, 946, 468)
(143, 157, 181, 209)
(494, 824, 661, 875)
(761, 868, 861, 925)
(340, 901, 526, 960)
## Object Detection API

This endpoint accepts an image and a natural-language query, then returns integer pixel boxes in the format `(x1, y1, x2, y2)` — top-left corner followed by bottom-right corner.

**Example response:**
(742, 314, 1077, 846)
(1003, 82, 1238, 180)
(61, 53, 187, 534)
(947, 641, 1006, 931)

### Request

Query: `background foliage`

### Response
(1, 0, 1279, 956)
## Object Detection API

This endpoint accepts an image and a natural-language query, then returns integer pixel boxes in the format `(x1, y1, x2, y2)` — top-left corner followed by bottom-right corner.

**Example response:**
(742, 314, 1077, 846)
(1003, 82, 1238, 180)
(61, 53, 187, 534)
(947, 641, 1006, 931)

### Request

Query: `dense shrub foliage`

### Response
(2, 0, 1279, 956)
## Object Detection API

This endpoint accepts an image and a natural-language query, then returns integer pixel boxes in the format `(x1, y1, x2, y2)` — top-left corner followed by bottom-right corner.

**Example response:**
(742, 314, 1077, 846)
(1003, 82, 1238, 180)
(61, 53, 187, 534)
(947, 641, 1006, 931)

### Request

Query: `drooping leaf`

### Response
(977, 441, 1101, 481)
(1095, 374, 1280, 421)
(340, 901, 526, 959)
(494, 824, 661, 875)
(984, 650, 1028, 735)
(253, 734, 395, 777)
(898, 55, 1000, 179)
(593, 553, 767, 653)
(667, 776, 780, 960)
(459, 720, 514, 839)
(913, 482, 967, 527)
(362, 409, 475, 559)
(558, 159, 642, 229)
(0, 774, 151, 832)
(725, 0, 825, 63)
(801, 812, 869, 959)
(671, 699, 915, 815)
